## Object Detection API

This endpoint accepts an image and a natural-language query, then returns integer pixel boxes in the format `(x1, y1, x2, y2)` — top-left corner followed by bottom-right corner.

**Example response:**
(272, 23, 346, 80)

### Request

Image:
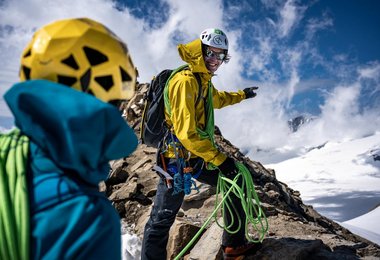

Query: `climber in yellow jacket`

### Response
(141, 28, 259, 260)
(163, 38, 248, 165)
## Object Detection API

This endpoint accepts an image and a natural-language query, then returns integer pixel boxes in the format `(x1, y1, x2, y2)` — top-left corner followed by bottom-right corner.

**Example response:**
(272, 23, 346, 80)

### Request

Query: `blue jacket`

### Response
(4, 80, 138, 260)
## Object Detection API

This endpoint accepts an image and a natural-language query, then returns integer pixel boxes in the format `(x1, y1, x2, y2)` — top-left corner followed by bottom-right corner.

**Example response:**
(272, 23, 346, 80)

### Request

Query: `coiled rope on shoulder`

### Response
(0, 129, 30, 260)
(174, 161, 268, 259)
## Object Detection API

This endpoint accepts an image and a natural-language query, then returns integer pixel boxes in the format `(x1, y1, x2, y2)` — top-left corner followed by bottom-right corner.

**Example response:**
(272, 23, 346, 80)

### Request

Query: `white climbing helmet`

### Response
(199, 28, 228, 50)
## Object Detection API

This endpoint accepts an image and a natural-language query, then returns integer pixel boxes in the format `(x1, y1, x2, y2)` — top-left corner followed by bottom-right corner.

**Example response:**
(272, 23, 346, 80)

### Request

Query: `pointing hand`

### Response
(243, 86, 259, 99)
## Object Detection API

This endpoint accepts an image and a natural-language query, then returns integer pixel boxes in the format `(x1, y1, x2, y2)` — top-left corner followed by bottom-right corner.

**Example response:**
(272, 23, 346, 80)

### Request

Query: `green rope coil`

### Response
(0, 129, 30, 260)
(174, 162, 268, 259)
(214, 162, 268, 242)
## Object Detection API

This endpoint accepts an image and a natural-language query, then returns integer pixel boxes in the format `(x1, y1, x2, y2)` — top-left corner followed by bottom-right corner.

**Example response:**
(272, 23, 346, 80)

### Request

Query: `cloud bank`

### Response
(1, 0, 379, 164)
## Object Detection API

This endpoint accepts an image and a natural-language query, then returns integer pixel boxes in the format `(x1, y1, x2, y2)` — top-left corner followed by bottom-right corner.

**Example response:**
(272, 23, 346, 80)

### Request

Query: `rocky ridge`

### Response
(105, 83, 380, 259)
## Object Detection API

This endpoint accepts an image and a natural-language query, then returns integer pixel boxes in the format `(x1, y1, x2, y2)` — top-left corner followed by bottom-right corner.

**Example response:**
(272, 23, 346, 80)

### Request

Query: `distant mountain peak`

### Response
(288, 115, 315, 132)
(371, 149, 380, 161)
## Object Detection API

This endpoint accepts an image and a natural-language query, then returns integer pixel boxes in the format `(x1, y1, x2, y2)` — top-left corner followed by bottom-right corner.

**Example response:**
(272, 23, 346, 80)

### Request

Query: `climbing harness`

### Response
(156, 132, 200, 195)
(174, 162, 268, 260)
(0, 129, 30, 260)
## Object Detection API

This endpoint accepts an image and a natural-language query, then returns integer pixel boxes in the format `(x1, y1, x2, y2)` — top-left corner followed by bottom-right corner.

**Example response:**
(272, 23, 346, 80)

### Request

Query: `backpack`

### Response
(140, 65, 202, 148)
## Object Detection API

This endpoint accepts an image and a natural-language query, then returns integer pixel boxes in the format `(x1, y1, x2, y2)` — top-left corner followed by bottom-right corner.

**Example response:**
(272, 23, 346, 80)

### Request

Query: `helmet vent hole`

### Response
(120, 67, 132, 82)
(83, 46, 108, 66)
(95, 75, 114, 91)
(57, 75, 77, 86)
(61, 54, 79, 70)
(23, 49, 32, 58)
(80, 69, 91, 92)
(22, 66, 31, 80)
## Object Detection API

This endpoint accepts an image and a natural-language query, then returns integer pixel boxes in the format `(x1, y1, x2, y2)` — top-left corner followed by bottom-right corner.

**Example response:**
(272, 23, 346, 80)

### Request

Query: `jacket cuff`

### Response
(209, 152, 227, 167)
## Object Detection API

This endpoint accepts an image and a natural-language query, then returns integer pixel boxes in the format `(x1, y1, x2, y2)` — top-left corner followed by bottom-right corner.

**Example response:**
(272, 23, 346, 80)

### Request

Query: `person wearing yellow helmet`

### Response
(141, 28, 259, 259)
(19, 17, 137, 102)
(1, 18, 138, 259)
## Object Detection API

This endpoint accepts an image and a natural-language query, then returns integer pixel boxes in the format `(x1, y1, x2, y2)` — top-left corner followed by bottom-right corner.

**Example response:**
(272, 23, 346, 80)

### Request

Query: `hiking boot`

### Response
(222, 242, 261, 260)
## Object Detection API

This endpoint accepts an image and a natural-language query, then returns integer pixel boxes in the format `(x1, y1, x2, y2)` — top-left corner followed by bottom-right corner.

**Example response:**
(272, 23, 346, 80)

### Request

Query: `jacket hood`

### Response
(177, 38, 210, 75)
(4, 80, 138, 185)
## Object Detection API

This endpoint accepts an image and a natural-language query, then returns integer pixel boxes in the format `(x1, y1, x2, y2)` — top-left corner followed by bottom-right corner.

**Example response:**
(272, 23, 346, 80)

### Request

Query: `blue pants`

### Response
(141, 164, 246, 260)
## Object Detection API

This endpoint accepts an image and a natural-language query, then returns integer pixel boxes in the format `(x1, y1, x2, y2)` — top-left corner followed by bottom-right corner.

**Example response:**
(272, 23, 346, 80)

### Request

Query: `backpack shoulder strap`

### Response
(193, 72, 202, 106)
(164, 65, 202, 116)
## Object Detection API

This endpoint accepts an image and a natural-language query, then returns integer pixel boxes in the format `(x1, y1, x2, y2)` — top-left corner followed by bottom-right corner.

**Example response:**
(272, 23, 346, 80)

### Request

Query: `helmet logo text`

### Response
(213, 35, 223, 46)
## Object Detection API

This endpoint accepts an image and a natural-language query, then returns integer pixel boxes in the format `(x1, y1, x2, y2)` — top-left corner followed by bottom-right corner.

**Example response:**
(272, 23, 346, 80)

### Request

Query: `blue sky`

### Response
(1, 0, 379, 160)
(112, 0, 380, 114)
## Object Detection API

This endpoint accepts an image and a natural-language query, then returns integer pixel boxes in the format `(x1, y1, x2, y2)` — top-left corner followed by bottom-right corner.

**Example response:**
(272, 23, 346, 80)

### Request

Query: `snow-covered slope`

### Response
(265, 132, 380, 244)
(341, 206, 380, 246)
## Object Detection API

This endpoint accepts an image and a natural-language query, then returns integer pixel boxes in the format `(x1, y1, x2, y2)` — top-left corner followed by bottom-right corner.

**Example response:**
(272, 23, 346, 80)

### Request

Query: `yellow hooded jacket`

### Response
(164, 39, 246, 166)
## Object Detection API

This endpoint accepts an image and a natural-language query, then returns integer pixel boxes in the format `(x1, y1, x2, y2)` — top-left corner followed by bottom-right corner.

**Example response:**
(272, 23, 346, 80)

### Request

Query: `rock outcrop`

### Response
(105, 83, 380, 259)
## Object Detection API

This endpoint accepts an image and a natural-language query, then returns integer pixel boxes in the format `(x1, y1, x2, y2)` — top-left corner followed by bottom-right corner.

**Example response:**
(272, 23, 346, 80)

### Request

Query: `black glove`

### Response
(218, 157, 239, 179)
(243, 86, 259, 99)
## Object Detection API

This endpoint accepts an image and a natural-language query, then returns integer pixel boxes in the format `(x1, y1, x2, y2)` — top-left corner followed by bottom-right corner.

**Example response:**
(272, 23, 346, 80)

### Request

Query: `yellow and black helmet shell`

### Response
(20, 17, 137, 102)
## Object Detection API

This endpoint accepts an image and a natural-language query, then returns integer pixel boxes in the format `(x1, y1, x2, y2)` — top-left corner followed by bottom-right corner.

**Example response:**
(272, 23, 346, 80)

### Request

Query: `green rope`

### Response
(214, 162, 268, 242)
(164, 64, 189, 117)
(0, 128, 30, 260)
(174, 162, 268, 259)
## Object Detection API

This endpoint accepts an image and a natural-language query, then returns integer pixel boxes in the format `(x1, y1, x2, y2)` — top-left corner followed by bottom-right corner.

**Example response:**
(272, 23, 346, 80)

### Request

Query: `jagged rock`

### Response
(107, 83, 380, 259)
(109, 178, 138, 201)
(184, 182, 216, 202)
(293, 190, 301, 197)
(107, 159, 129, 186)
(253, 237, 331, 259)
(167, 220, 203, 260)
(177, 209, 185, 217)
(130, 156, 151, 172)
(134, 206, 152, 235)
(123, 200, 149, 225)
(142, 146, 157, 155)
(264, 182, 280, 193)
(145, 188, 157, 197)
(267, 190, 280, 200)
(187, 218, 224, 260)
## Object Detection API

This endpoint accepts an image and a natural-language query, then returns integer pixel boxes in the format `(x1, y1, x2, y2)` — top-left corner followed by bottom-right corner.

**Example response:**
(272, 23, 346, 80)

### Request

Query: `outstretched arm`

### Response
(213, 84, 259, 109)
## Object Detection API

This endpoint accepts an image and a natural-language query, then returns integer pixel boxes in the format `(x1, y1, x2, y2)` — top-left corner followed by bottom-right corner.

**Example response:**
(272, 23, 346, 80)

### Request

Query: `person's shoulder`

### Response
(169, 71, 199, 95)
(172, 69, 198, 83)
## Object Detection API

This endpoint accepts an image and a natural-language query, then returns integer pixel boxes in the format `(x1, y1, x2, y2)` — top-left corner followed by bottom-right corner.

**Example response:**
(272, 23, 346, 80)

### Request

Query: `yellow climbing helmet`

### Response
(19, 17, 137, 102)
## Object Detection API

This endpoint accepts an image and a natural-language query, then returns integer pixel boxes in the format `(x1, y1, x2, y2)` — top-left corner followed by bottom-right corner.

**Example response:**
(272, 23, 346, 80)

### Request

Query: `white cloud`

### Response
(277, 0, 306, 38)
(246, 36, 277, 81)
(305, 12, 334, 41)
(358, 62, 380, 81)
(358, 62, 380, 96)
(1, 0, 380, 166)
(283, 81, 380, 152)
(216, 81, 291, 151)
(277, 48, 302, 106)
(0, 0, 149, 116)
(321, 84, 361, 118)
